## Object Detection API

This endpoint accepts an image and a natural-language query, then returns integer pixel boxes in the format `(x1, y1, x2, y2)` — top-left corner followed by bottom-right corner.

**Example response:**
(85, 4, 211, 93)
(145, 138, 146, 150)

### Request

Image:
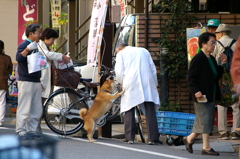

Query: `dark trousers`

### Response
(124, 102, 159, 141)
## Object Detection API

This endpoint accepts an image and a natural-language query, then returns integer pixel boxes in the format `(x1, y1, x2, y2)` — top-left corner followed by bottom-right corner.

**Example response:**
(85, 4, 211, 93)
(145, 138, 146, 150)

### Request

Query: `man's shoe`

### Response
(182, 137, 193, 153)
(218, 132, 230, 140)
(17, 131, 28, 139)
(127, 140, 134, 144)
(148, 140, 162, 145)
(18, 131, 42, 140)
(231, 132, 240, 140)
(17, 131, 26, 137)
(202, 148, 219, 156)
(123, 139, 134, 144)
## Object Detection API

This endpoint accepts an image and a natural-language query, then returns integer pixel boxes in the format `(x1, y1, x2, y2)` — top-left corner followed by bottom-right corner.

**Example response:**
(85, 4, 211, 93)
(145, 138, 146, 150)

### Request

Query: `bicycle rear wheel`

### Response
(43, 88, 87, 135)
(135, 107, 145, 143)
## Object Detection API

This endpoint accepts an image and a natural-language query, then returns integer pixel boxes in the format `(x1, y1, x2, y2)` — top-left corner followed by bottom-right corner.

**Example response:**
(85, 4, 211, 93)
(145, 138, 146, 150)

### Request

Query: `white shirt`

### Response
(212, 35, 236, 64)
(115, 46, 160, 114)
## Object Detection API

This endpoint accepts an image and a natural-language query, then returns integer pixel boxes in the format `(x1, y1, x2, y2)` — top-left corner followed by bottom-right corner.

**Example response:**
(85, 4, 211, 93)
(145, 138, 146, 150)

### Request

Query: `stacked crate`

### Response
(156, 111, 196, 136)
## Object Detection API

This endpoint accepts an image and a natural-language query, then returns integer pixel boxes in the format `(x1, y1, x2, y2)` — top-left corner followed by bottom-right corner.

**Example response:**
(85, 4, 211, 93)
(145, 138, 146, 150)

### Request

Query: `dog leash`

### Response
(100, 90, 111, 93)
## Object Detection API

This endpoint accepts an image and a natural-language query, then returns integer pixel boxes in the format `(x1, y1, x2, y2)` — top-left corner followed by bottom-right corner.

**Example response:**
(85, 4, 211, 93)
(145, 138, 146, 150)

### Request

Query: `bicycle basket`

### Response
(51, 68, 81, 89)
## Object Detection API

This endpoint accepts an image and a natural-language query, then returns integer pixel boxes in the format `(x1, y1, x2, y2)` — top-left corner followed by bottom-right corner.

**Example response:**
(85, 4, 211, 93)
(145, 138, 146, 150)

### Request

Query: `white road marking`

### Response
(0, 127, 14, 130)
(45, 133, 189, 159)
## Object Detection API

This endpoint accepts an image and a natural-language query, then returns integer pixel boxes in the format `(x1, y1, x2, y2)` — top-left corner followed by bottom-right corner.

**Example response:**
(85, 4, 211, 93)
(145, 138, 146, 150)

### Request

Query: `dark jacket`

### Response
(187, 51, 223, 102)
(0, 53, 12, 90)
(16, 40, 41, 82)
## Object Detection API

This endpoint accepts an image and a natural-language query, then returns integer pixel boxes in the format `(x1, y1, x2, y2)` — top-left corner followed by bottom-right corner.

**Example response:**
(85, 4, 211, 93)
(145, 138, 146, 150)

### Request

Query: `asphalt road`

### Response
(0, 123, 238, 159)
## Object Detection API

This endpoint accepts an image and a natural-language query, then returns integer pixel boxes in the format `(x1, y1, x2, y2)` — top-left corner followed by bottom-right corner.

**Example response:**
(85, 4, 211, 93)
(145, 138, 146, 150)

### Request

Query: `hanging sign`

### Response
(51, 0, 61, 30)
(18, 0, 38, 45)
(112, 0, 126, 19)
(87, 0, 109, 66)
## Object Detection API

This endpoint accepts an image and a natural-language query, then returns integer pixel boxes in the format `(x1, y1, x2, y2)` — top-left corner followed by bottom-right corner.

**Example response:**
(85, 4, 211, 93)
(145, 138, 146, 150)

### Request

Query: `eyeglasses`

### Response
(34, 31, 42, 35)
(209, 41, 216, 45)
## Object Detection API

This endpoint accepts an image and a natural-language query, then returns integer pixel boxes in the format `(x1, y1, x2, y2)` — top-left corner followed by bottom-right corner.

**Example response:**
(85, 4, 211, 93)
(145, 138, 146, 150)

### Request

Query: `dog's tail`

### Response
(79, 108, 88, 119)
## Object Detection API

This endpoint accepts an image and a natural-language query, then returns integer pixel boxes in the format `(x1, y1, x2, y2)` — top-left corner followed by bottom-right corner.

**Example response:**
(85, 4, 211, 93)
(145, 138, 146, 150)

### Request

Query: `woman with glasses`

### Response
(38, 28, 70, 100)
(184, 32, 226, 156)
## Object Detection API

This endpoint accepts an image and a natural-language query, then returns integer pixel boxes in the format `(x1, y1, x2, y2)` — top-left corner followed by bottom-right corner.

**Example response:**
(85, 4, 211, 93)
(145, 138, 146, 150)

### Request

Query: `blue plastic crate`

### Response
(156, 111, 196, 136)
(156, 111, 195, 120)
(158, 127, 192, 136)
(157, 117, 195, 125)
(158, 122, 193, 130)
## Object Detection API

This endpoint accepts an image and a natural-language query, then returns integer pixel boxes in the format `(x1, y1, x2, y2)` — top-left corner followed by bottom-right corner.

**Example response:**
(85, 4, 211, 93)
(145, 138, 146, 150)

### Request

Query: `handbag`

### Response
(27, 50, 49, 74)
(217, 71, 238, 107)
(37, 44, 81, 89)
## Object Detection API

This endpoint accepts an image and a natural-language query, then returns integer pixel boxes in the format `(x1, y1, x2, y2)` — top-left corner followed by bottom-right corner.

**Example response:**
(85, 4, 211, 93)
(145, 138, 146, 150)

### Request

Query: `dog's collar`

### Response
(100, 90, 111, 93)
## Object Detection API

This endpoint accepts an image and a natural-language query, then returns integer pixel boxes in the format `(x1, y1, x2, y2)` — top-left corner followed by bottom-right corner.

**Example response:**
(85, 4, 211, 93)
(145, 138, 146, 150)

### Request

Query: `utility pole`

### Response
(99, 0, 113, 138)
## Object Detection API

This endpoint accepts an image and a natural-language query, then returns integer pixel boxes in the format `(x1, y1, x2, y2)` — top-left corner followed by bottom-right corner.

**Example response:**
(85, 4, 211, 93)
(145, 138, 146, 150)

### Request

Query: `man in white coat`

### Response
(115, 43, 161, 145)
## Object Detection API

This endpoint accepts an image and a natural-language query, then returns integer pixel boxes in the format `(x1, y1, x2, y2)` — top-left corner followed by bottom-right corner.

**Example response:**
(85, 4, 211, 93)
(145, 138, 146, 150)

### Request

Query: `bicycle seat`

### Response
(82, 81, 100, 88)
(80, 78, 92, 83)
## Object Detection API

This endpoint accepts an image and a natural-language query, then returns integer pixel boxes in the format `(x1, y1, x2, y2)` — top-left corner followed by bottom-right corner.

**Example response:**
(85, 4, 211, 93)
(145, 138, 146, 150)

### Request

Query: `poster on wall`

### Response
(87, 0, 109, 66)
(18, 0, 38, 45)
(186, 26, 207, 67)
(8, 63, 18, 96)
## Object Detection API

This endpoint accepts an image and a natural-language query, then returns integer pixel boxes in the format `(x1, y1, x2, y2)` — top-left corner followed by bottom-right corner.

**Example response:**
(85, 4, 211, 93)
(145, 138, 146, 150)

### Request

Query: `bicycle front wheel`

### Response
(106, 96, 121, 121)
(43, 88, 87, 135)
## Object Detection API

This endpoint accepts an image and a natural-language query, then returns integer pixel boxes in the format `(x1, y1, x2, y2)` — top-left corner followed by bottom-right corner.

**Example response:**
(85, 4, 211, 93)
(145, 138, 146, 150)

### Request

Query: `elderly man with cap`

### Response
(207, 19, 220, 33)
(196, 19, 220, 54)
(212, 23, 240, 140)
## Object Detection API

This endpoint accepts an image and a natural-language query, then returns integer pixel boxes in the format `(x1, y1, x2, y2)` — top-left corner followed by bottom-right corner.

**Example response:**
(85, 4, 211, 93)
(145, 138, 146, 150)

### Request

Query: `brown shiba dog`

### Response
(79, 77, 124, 142)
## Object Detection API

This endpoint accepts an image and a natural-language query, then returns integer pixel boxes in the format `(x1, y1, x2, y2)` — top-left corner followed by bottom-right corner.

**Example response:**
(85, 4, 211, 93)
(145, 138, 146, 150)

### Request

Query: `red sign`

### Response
(18, 0, 38, 45)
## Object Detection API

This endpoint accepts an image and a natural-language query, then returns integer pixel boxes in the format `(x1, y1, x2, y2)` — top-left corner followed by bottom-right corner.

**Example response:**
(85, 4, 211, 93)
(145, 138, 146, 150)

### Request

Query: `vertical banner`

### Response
(18, 0, 38, 45)
(87, 0, 109, 66)
(51, 0, 61, 30)
(186, 26, 206, 66)
(112, 0, 126, 19)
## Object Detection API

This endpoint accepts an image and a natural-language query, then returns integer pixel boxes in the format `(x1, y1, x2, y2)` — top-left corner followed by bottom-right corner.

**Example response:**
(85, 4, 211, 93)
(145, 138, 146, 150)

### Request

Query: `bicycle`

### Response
(43, 65, 120, 136)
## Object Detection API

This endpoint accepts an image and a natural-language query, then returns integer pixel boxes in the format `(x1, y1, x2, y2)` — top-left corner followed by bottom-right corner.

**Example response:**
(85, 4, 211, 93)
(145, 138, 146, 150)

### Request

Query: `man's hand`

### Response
(219, 53, 227, 63)
(234, 84, 240, 96)
(27, 41, 38, 51)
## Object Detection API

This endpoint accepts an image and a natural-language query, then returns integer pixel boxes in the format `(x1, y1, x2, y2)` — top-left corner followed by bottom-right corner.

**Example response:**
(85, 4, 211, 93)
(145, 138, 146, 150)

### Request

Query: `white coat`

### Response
(114, 46, 160, 114)
(37, 40, 62, 98)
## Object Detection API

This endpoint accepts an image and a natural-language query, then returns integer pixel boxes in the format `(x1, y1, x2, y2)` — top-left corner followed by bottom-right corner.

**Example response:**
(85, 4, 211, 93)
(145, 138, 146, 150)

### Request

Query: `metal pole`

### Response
(68, 0, 76, 59)
(145, 0, 149, 49)
(160, 48, 168, 107)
